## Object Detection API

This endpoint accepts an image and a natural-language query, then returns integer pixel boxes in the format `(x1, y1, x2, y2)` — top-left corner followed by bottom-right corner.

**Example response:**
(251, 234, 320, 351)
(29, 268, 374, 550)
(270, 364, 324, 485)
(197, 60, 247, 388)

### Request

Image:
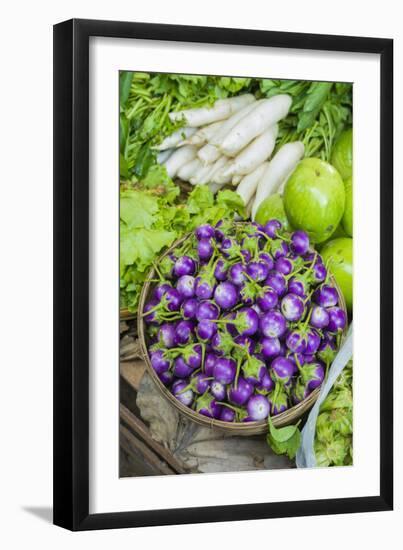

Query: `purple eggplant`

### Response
(196, 319, 217, 341)
(204, 352, 218, 376)
(159, 370, 174, 385)
(246, 261, 269, 282)
(313, 284, 339, 308)
(214, 281, 238, 309)
(312, 262, 327, 283)
(219, 406, 236, 422)
(176, 275, 196, 298)
(196, 300, 220, 321)
(285, 329, 308, 354)
(174, 320, 195, 345)
(234, 334, 256, 355)
(210, 380, 226, 401)
(214, 259, 228, 281)
(195, 224, 215, 240)
(271, 356, 296, 384)
(173, 256, 196, 278)
(150, 350, 171, 375)
(271, 239, 289, 260)
(181, 298, 198, 320)
(228, 377, 254, 406)
(256, 288, 278, 311)
(263, 219, 282, 238)
(156, 323, 176, 348)
(246, 395, 270, 421)
(213, 357, 236, 384)
(195, 276, 215, 300)
(197, 238, 214, 261)
(261, 337, 282, 360)
(259, 252, 274, 271)
(172, 379, 194, 407)
(280, 293, 305, 322)
(228, 262, 246, 286)
(184, 344, 203, 369)
(306, 329, 321, 354)
(242, 356, 267, 385)
(233, 308, 259, 337)
(260, 310, 287, 339)
(190, 372, 212, 394)
(265, 271, 287, 296)
(153, 283, 172, 301)
(317, 334, 337, 365)
(300, 361, 325, 391)
(290, 230, 310, 256)
(310, 305, 330, 329)
(327, 306, 347, 333)
(172, 357, 194, 378)
(257, 370, 275, 393)
(165, 288, 183, 311)
(269, 388, 289, 415)
(274, 257, 293, 276)
(195, 392, 222, 419)
(288, 276, 307, 298)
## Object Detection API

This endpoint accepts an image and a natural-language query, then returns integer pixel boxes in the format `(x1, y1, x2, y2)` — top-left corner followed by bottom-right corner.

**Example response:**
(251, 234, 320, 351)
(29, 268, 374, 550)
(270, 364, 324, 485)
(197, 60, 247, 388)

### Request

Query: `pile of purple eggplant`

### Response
(143, 219, 346, 423)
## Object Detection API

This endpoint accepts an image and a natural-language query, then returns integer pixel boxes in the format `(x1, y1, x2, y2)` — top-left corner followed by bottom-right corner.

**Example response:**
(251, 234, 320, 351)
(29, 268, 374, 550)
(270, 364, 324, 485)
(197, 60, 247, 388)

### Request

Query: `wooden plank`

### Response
(120, 359, 146, 391)
(120, 425, 176, 476)
(120, 404, 188, 474)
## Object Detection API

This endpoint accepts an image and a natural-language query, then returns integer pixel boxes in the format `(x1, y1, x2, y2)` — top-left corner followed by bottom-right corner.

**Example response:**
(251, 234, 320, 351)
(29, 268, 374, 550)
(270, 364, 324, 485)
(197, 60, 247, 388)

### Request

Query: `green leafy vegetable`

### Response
(267, 416, 301, 460)
(120, 178, 244, 312)
(314, 360, 353, 467)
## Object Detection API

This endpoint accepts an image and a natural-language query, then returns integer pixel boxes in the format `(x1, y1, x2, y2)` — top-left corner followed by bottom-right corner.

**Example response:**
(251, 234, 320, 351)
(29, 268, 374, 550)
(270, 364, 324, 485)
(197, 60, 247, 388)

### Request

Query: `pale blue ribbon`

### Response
(296, 323, 353, 468)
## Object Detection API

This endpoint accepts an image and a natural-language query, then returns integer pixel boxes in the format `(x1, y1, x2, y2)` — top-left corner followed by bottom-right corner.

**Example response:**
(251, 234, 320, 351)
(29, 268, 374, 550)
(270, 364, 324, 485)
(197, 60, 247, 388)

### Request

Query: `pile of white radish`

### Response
(155, 93, 305, 219)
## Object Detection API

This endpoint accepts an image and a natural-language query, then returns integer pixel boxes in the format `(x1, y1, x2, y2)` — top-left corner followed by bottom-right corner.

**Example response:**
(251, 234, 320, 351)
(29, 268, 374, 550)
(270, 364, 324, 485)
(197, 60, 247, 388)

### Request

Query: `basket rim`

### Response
(137, 224, 348, 433)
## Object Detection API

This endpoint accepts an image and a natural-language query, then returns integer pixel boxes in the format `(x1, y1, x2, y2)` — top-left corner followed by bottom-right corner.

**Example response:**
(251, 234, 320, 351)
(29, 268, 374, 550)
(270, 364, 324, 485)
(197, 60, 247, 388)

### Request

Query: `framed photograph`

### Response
(53, 18, 393, 531)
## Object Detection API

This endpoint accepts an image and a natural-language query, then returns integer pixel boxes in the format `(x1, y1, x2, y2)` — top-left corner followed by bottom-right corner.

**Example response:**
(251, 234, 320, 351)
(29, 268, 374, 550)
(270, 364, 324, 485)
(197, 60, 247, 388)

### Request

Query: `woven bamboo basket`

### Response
(137, 228, 347, 435)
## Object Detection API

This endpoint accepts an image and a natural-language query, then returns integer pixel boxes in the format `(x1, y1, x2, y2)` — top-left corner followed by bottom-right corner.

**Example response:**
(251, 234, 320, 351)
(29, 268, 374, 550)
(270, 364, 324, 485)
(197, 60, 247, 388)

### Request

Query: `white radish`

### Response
(157, 149, 173, 164)
(164, 145, 198, 178)
(212, 161, 235, 185)
(197, 143, 221, 164)
(199, 156, 228, 185)
(236, 162, 268, 206)
(209, 181, 227, 194)
(190, 156, 225, 185)
(220, 125, 278, 178)
(177, 158, 202, 181)
(209, 99, 261, 146)
(246, 196, 254, 218)
(221, 95, 292, 156)
(153, 127, 196, 150)
(189, 162, 213, 186)
(169, 94, 255, 127)
(232, 174, 242, 186)
(185, 121, 223, 146)
(251, 141, 304, 220)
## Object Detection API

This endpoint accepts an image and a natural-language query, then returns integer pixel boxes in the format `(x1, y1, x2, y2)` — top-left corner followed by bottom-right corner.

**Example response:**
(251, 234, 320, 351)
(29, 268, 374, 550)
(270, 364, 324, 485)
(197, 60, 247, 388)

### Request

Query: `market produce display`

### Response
(142, 221, 346, 424)
(120, 71, 354, 468)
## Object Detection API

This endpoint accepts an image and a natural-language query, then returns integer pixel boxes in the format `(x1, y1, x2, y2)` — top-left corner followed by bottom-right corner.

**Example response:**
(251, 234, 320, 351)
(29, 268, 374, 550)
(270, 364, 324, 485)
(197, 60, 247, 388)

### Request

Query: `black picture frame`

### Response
(53, 18, 393, 531)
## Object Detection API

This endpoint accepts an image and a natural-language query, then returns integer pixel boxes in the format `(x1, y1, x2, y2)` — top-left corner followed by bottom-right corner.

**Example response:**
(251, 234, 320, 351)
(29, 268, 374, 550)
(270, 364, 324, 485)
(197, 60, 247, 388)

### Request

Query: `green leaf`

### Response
(120, 224, 176, 272)
(120, 71, 133, 107)
(267, 417, 301, 460)
(267, 427, 301, 460)
(297, 82, 333, 131)
(268, 416, 299, 443)
(320, 387, 352, 412)
(120, 190, 159, 229)
(133, 144, 156, 179)
(187, 185, 215, 214)
(216, 189, 245, 216)
(120, 154, 130, 180)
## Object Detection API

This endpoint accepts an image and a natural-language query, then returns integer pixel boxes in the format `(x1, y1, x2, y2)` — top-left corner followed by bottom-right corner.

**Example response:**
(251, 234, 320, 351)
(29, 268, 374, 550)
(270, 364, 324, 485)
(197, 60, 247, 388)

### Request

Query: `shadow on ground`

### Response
(22, 506, 53, 524)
